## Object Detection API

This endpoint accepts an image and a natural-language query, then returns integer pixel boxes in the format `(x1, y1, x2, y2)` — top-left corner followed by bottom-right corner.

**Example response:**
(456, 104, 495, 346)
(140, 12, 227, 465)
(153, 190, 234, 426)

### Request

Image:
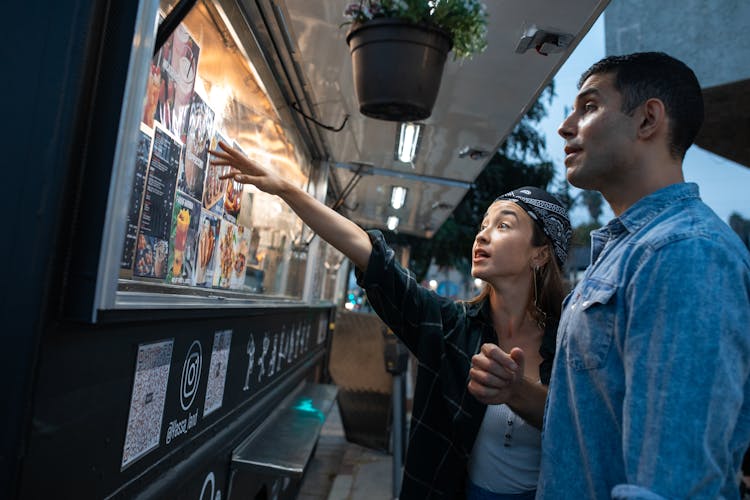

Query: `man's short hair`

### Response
(579, 52, 704, 160)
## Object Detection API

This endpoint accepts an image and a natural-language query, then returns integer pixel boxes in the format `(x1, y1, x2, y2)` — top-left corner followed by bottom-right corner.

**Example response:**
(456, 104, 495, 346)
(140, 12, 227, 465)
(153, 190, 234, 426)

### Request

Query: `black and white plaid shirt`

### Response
(357, 231, 555, 499)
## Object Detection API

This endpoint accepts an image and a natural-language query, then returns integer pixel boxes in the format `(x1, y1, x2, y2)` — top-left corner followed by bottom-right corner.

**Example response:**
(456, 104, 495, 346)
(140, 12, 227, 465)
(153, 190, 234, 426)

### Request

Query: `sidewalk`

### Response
(299, 401, 395, 500)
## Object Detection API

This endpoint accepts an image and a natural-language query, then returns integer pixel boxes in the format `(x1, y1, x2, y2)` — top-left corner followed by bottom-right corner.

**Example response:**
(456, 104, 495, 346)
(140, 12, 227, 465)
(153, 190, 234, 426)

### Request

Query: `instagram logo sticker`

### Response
(181, 340, 203, 410)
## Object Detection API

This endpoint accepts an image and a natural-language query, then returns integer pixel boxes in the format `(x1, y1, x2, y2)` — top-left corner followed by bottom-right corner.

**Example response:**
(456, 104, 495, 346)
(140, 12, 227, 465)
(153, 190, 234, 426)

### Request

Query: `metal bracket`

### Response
(515, 25, 574, 56)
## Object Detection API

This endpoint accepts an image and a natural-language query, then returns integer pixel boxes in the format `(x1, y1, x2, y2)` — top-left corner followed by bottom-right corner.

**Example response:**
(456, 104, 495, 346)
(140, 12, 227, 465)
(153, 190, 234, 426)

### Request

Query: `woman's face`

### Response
(471, 200, 538, 284)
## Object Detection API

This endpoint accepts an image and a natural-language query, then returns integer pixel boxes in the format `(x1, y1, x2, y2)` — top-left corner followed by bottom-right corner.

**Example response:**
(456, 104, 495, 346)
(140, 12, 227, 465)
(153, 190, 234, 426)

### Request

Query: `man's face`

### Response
(557, 72, 637, 191)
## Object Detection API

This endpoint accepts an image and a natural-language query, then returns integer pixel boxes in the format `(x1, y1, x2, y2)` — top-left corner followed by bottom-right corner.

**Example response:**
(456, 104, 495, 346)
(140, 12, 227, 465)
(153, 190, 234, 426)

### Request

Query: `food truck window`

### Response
(110, 0, 314, 307)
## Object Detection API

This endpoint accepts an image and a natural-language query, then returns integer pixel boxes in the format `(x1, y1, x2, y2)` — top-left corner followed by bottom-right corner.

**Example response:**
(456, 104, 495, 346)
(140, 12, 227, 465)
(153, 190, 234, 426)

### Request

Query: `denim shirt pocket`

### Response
(565, 280, 617, 370)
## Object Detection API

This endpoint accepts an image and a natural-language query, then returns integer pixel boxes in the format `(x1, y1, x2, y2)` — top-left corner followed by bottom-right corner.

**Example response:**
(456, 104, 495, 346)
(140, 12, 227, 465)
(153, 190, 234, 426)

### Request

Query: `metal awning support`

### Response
(153, 0, 198, 55)
(332, 162, 473, 190)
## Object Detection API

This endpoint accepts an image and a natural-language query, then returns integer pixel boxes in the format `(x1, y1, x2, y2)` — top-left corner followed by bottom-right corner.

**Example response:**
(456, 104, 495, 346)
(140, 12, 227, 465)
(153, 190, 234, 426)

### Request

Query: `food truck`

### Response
(3, 0, 607, 498)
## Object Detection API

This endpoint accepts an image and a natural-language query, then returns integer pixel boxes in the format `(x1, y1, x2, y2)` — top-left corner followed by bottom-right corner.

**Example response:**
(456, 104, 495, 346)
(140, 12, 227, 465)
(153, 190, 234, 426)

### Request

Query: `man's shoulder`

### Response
(635, 199, 746, 255)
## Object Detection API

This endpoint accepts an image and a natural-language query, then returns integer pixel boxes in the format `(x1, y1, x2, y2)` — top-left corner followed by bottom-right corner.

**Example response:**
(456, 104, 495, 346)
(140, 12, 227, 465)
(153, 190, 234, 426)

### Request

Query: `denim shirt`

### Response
(538, 183, 750, 499)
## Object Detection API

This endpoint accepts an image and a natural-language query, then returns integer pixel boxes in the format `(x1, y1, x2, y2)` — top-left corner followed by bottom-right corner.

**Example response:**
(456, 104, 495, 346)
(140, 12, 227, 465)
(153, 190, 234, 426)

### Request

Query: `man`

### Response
(468, 52, 750, 498)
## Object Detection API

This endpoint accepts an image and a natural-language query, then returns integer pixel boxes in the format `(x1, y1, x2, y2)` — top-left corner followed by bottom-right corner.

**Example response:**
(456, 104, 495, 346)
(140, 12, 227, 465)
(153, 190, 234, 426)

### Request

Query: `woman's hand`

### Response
(210, 141, 373, 269)
(210, 141, 287, 196)
(468, 343, 526, 406)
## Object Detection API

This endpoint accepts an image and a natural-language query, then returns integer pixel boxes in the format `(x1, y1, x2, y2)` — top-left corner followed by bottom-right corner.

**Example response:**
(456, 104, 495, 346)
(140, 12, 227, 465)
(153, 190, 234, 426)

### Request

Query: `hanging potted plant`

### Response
(343, 0, 488, 122)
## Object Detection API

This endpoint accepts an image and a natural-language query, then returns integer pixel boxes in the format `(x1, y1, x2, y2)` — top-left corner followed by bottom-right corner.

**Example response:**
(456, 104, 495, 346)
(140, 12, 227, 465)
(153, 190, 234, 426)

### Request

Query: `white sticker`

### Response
(204, 330, 232, 416)
(122, 339, 173, 469)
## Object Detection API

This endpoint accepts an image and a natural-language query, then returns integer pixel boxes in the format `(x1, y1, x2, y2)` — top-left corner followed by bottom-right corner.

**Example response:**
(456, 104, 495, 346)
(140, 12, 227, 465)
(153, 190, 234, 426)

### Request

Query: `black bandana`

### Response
(495, 186, 572, 266)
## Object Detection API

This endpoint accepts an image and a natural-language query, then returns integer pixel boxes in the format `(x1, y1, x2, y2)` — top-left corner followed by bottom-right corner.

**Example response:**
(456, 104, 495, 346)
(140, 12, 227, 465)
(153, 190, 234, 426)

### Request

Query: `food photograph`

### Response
(178, 92, 215, 201)
(194, 209, 220, 287)
(203, 131, 230, 216)
(166, 194, 201, 285)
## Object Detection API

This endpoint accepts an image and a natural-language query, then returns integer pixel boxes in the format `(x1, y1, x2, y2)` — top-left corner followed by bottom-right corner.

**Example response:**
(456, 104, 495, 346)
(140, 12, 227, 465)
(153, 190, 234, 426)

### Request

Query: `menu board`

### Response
(118, 5, 312, 298)
(121, 127, 153, 272)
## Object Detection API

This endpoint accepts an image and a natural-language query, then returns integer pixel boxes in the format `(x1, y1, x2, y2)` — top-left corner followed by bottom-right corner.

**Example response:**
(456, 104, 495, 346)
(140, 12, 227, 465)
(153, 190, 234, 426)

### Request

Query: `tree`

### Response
(581, 190, 604, 224)
(384, 84, 559, 281)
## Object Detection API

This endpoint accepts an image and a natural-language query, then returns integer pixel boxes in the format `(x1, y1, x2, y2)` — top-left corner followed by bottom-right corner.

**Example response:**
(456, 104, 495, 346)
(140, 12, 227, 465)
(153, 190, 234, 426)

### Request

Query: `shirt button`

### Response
(582, 300, 589, 307)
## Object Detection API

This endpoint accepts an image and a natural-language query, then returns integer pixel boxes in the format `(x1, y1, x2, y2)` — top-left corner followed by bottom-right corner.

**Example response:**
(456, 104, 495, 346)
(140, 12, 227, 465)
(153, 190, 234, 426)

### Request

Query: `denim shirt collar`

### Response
(617, 182, 700, 233)
(590, 183, 700, 263)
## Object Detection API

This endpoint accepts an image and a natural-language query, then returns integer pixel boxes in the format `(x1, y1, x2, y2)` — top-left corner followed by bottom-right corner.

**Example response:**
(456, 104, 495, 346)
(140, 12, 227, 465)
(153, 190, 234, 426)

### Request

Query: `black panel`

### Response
(19, 306, 333, 498)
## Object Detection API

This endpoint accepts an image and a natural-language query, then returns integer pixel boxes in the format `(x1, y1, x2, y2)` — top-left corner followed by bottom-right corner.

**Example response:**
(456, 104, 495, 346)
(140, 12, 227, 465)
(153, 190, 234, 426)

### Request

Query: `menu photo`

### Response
(133, 124, 181, 280)
(203, 131, 230, 218)
(121, 126, 153, 274)
(133, 233, 169, 280)
(166, 193, 201, 285)
(230, 226, 252, 290)
(177, 92, 215, 202)
(223, 179, 243, 225)
(193, 209, 220, 287)
(141, 13, 164, 129)
(222, 140, 246, 224)
(212, 219, 237, 289)
(154, 23, 200, 141)
(236, 190, 254, 229)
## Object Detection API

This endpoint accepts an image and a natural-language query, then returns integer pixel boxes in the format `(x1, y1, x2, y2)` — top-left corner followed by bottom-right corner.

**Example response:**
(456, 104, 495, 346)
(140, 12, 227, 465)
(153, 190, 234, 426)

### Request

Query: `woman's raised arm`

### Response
(210, 141, 372, 270)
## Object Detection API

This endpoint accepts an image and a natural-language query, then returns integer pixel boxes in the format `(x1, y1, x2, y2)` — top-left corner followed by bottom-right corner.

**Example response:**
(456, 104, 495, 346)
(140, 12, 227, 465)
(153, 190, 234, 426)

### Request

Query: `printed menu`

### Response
(134, 125, 181, 279)
(121, 127, 153, 272)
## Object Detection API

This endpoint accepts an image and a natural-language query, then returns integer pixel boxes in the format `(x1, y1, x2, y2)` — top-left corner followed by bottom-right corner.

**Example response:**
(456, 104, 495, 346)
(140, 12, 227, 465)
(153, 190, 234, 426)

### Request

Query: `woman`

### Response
(210, 144, 571, 499)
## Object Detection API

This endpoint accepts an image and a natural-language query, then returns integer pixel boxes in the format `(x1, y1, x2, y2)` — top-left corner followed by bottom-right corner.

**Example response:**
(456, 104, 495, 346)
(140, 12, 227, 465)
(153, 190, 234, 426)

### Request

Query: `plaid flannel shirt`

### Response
(356, 231, 555, 499)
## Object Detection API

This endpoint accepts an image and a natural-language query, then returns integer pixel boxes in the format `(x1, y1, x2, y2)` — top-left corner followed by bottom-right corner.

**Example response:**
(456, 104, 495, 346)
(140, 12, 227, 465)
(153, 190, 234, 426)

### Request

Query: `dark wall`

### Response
(1, 0, 134, 495)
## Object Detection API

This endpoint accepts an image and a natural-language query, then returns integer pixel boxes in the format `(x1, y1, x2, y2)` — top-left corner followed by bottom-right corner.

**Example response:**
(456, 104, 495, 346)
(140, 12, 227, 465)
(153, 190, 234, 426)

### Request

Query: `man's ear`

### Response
(637, 98, 667, 141)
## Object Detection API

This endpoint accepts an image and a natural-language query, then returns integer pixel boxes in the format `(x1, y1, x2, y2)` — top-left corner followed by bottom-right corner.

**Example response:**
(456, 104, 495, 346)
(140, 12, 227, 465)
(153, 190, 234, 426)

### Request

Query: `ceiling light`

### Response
(390, 186, 408, 209)
(386, 216, 400, 231)
(396, 122, 422, 163)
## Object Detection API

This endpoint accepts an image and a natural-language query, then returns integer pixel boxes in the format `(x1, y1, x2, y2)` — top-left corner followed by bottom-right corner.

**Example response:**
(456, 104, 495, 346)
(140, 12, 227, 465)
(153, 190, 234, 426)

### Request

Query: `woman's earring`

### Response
(533, 265, 547, 329)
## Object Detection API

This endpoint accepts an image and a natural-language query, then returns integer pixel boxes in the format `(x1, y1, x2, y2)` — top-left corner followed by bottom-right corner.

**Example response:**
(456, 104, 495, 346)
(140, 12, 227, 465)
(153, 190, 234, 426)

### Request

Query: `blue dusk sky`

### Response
(538, 17, 750, 227)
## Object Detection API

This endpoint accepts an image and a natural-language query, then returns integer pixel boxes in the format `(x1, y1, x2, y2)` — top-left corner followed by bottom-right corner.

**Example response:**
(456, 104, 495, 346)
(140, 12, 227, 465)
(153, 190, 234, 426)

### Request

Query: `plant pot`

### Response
(346, 18, 452, 122)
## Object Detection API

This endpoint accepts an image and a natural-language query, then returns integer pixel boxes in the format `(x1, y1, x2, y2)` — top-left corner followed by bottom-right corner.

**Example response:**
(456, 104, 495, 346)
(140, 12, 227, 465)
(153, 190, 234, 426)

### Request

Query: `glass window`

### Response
(118, 0, 311, 301)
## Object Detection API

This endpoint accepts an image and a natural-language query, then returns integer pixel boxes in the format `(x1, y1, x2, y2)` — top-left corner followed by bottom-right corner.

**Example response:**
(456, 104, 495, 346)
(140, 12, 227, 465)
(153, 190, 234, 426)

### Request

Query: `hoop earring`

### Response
(533, 265, 547, 329)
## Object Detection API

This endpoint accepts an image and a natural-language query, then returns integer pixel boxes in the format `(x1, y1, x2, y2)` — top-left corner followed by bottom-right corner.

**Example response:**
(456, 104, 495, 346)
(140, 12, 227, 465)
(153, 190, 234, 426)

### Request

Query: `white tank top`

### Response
(467, 403, 541, 493)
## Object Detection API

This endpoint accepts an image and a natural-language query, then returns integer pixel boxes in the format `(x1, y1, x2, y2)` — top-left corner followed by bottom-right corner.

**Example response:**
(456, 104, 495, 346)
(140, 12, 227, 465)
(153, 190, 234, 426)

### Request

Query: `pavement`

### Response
(298, 401, 396, 500)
